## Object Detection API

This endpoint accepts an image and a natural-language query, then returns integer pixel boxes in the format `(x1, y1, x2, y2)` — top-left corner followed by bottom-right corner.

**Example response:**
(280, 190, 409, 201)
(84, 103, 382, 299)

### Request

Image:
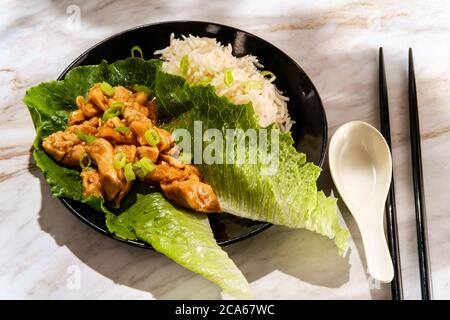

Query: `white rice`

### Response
(154, 34, 293, 131)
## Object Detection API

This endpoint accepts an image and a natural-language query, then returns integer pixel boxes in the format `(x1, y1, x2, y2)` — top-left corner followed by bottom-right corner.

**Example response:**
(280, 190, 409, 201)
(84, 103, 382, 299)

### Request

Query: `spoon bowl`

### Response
(329, 121, 394, 283)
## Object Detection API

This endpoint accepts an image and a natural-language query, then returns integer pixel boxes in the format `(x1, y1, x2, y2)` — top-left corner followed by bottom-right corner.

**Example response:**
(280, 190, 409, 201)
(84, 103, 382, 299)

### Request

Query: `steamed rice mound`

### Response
(154, 34, 293, 132)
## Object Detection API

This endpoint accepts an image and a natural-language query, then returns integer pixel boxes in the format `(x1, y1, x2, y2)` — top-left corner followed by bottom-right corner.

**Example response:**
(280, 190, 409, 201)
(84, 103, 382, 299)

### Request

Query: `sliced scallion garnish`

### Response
(100, 82, 114, 96)
(102, 102, 125, 121)
(261, 70, 276, 82)
(113, 152, 126, 169)
(180, 54, 189, 77)
(114, 125, 131, 134)
(144, 128, 161, 146)
(131, 45, 144, 58)
(224, 69, 234, 87)
(244, 80, 262, 90)
(133, 157, 155, 178)
(79, 153, 91, 169)
(124, 163, 136, 181)
(77, 131, 96, 143)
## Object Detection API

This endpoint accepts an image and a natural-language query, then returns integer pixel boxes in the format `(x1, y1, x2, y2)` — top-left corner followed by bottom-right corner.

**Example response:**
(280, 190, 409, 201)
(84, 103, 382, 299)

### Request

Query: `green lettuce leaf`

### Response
(24, 57, 252, 299)
(107, 188, 253, 299)
(155, 69, 349, 255)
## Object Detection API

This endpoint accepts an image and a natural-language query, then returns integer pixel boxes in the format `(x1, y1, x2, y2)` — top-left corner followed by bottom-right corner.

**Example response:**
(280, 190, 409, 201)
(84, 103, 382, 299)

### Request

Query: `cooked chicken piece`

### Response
(113, 145, 136, 207)
(146, 99, 157, 123)
(187, 174, 200, 182)
(123, 106, 149, 124)
(76, 96, 100, 117)
(85, 138, 128, 202)
(137, 146, 159, 163)
(107, 116, 123, 128)
(112, 86, 134, 102)
(115, 145, 137, 163)
(80, 170, 103, 198)
(96, 126, 123, 144)
(68, 109, 86, 126)
(42, 131, 82, 163)
(135, 91, 148, 105)
(42, 132, 69, 162)
(145, 163, 191, 184)
(129, 120, 153, 145)
(96, 118, 138, 145)
(124, 119, 163, 149)
(62, 144, 86, 168)
(107, 98, 118, 107)
(184, 164, 202, 178)
(88, 84, 108, 111)
(131, 102, 150, 118)
(66, 121, 98, 136)
(145, 160, 201, 183)
(163, 145, 181, 158)
(155, 128, 174, 151)
(161, 180, 222, 213)
(159, 154, 184, 169)
(85, 116, 102, 128)
(114, 175, 133, 208)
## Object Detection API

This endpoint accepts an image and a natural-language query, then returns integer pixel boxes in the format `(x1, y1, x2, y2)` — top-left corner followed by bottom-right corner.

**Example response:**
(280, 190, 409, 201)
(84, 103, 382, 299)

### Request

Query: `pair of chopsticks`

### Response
(378, 48, 433, 300)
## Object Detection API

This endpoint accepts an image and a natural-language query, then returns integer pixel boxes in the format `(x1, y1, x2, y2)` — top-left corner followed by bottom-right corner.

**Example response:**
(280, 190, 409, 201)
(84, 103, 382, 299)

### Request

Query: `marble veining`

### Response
(0, 0, 449, 299)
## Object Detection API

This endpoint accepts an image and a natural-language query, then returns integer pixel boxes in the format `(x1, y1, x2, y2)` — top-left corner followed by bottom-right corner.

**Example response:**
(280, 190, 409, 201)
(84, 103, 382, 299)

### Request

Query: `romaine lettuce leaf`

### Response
(107, 188, 253, 299)
(24, 58, 252, 298)
(155, 69, 349, 255)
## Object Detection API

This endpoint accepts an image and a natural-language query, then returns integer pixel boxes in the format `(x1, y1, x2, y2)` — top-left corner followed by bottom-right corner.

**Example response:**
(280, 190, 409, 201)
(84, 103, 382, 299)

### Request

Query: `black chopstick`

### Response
(408, 48, 433, 300)
(378, 47, 404, 300)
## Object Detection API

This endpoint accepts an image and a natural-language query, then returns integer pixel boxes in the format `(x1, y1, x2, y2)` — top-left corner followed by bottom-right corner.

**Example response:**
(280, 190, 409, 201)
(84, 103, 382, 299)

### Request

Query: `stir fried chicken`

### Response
(161, 180, 222, 213)
(85, 138, 126, 202)
(80, 170, 103, 198)
(41, 82, 222, 212)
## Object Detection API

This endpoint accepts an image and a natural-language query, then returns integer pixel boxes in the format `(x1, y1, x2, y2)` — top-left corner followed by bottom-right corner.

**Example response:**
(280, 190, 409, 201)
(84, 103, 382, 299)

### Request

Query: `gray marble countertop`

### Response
(1, 0, 449, 299)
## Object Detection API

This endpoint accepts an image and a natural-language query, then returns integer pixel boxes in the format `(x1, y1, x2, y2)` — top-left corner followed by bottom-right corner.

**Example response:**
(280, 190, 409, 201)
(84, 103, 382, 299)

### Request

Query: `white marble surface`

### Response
(0, 0, 449, 300)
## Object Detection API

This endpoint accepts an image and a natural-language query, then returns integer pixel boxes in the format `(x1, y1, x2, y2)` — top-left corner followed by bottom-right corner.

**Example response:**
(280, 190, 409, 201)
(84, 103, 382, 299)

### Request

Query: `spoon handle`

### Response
(359, 218, 394, 283)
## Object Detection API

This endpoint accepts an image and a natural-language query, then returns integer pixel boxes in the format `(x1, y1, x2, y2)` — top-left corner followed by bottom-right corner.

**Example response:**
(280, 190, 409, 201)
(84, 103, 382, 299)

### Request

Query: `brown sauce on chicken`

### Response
(42, 83, 222, 213)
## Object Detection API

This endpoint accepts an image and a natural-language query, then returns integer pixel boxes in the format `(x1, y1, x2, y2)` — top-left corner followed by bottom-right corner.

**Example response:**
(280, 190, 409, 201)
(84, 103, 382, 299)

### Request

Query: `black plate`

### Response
(58, 21, 328, 249)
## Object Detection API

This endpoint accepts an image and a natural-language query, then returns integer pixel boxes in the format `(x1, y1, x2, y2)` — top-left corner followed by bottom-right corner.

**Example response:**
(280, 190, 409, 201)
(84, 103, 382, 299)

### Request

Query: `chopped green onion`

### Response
(133, 157, 155, 178)
(144, 128, 161, 146)
(261, 70, 276, 82)
(244, 80, 262, 90)
(179, 152, 192, 164)
(100, 82, 114, 96)
(102, 102, 125, 121)
(133, 167, 147, 178)
(197, 76, 212, 86)
(138, 157, 155, 172)
(124, 163, 136, 182)
(77, 130, 96, 143)
(131, 45, 143, 58)
(109, 102, 125, 109)
(224, 69, 234, 87)
(79, 153, 91, 169)
(180, 54, 189, 77)
(113, 152, 126, 169)
(132, 84, 152, 96)
(114, 125, 131, 134)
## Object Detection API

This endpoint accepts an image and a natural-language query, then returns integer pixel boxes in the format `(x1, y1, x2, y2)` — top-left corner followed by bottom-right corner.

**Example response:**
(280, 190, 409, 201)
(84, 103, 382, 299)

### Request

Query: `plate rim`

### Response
(56, 20, 328, 249)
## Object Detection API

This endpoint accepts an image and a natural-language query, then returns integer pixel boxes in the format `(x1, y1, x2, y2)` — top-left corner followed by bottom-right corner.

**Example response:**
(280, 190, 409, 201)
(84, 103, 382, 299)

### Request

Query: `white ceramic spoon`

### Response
(329, 121, 394, 283)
